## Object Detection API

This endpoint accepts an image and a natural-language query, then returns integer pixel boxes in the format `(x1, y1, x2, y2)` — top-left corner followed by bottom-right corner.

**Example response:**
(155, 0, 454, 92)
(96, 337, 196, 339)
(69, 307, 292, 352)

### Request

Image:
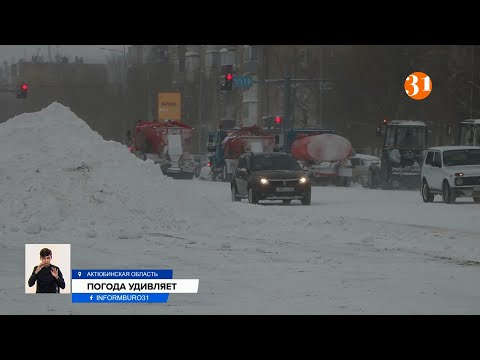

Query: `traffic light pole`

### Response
(283, 73, 291, 133)
(254, 75, 333, 128)
(283, 73, 292, 150)
(254, 74, 334, 152)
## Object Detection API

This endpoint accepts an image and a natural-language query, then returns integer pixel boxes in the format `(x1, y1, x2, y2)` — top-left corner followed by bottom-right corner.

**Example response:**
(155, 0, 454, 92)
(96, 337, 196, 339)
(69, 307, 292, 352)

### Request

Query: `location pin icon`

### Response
(78, 271, 82, 277)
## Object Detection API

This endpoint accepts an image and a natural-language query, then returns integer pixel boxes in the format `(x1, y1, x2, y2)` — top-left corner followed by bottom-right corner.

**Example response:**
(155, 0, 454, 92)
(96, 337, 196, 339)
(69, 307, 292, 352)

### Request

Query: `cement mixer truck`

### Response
(284, 128, 353, 186)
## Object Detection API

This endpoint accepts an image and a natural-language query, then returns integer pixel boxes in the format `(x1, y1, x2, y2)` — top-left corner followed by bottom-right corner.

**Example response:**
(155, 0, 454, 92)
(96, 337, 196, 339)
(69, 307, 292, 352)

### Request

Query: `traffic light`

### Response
(225, 73, 233, 90)
(220, 64, 234, 91)
(16, 83, 28, 99)
(220, 73, 233, 91)
(274, 115, 282, 128)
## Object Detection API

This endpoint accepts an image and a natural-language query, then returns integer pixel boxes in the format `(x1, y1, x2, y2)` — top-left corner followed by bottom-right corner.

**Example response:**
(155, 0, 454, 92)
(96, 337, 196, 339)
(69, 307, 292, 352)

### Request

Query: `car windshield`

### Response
(251, 155, 300, 171)
(443, 149, 480, 166)
(396, 127, 426, 148)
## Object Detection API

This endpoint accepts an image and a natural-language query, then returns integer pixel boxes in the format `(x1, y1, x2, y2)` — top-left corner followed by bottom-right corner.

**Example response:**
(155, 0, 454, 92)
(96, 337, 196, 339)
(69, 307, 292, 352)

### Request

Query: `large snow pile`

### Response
(0, 103, 197, 240)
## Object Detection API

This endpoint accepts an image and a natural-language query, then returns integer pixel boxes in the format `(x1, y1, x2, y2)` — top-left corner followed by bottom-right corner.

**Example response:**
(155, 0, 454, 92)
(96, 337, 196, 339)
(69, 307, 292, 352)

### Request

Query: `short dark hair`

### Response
(40, 248, 52, 258)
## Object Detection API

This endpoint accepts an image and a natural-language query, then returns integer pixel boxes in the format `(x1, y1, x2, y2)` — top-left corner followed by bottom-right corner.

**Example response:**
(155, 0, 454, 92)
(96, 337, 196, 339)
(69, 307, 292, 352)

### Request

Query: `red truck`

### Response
(129, 120, 196, 179)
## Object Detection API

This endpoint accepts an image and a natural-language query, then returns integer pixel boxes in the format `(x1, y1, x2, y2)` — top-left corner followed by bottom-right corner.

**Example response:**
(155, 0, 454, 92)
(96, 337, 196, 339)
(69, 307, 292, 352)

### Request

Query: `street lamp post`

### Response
(100, 46, 128, 144)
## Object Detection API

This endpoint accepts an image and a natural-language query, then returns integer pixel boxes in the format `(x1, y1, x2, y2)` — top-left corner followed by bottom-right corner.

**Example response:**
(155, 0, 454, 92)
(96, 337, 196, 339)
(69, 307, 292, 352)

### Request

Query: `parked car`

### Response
(350, 154, 381, 186)
(230, 151, 311, 205)
(421, 145, 480, 204)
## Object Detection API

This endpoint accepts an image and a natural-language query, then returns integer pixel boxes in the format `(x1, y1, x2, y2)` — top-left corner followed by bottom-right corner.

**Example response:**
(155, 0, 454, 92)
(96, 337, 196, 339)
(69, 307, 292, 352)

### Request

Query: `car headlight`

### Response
(259, 178, 269, 185)
(299, 176, 308, 184)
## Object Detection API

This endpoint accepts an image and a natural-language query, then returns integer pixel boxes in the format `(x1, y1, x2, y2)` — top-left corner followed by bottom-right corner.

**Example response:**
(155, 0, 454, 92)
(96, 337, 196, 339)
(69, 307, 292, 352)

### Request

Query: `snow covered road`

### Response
(3, 180, 479, 314)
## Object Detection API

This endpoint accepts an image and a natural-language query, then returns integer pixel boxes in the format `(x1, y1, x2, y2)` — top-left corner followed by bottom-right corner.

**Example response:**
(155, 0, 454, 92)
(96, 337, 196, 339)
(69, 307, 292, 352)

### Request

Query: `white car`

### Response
(350, 154, 381, 186)
(421, 145, 480, 204)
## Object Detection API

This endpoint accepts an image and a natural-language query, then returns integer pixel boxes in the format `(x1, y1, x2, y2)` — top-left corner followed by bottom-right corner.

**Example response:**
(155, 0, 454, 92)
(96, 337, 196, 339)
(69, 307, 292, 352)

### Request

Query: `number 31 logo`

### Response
(404, 72, 432, 100)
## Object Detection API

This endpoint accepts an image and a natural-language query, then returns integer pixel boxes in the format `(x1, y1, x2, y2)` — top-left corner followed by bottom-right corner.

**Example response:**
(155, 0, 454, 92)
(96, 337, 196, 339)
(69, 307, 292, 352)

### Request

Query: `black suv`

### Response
(231, 152, 311, 205)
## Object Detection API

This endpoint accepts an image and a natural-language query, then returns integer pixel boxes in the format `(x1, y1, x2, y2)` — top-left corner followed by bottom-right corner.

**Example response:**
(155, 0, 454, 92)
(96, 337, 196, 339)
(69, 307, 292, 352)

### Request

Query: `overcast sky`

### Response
(0, 45, 127, 64)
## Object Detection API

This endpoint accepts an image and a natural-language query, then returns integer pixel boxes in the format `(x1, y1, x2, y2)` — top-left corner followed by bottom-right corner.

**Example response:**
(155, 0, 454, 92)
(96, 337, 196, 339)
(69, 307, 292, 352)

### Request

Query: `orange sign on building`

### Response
(158, 92, 181, 121)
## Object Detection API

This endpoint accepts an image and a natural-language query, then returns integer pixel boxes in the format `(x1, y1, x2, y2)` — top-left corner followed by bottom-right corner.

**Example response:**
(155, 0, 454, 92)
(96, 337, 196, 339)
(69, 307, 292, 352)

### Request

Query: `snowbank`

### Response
(0, 103, 192, 239)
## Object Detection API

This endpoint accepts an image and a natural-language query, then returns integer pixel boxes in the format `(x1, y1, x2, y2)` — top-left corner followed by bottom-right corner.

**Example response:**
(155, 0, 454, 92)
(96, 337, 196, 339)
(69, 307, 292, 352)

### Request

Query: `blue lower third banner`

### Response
(72, 293, 169, 303)
(71, 269, 199, 303)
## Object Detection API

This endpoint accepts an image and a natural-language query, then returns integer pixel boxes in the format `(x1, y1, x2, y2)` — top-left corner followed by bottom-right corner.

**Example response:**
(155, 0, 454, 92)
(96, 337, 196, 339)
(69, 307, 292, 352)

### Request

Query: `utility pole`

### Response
(283, 72, 291, 132)
(197, 46, 204, 153)
(471, 45, 475, 118)
(319, 46, 324, 127)
(282, 73, 292, 144)
(99, 46, 129, 143)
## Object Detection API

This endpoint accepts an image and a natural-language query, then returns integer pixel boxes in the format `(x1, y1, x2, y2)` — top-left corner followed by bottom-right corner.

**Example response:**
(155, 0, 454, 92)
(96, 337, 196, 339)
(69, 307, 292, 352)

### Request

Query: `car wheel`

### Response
(301, 192, 311, 205)
(421, 180, 434, 203)
(391, 179, 401, 188)
(473, 197, 480, 203)
(248, 187, 258, 204)
(344, 177, 351, 187)
(231, 184, 240, 202)
(335, 176, 343, 187)
(442, 181, 456, 204)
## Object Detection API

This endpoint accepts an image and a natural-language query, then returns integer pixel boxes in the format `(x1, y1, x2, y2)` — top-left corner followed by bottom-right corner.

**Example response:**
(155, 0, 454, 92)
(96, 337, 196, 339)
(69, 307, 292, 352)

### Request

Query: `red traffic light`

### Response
(16, 83, 28, 98)
(383, 119, 388, 124)
(275, 116, 282, 124)
(226, 73, 233, 81)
